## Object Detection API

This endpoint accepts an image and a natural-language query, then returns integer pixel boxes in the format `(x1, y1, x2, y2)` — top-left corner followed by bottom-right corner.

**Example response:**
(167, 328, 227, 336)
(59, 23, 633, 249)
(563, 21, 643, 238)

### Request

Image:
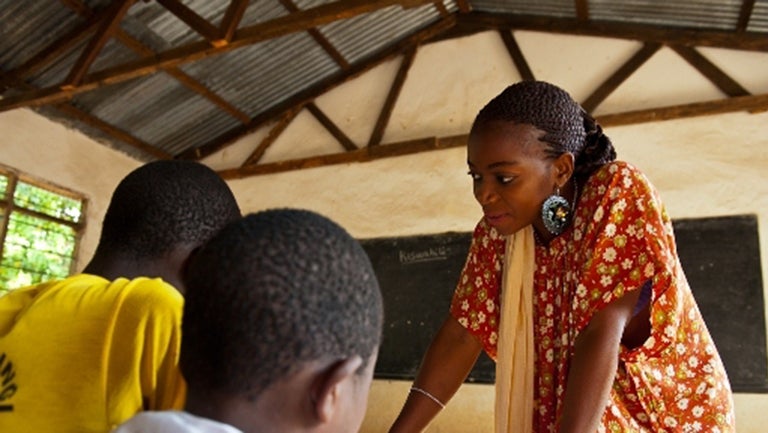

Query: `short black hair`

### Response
(471, 80, 617, 180)
(181, 209, 383, 399)
(96, 160, 240, 259)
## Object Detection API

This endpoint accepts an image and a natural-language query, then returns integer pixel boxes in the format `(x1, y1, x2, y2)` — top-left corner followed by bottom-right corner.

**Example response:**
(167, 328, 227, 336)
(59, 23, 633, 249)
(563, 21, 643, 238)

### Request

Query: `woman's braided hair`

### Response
(471, 80, 616, 180)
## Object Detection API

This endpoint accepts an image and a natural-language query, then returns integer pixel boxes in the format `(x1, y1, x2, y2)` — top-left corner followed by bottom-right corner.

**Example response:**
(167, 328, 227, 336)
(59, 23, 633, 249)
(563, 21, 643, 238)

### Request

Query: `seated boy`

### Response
(0, 161, 240, 433)
(116, 208, 384, 433)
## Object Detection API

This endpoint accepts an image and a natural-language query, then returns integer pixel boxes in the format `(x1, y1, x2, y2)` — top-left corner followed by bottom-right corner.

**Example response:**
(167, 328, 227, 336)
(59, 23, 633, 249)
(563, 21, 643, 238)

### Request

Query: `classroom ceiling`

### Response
(1, 0, 767, 178)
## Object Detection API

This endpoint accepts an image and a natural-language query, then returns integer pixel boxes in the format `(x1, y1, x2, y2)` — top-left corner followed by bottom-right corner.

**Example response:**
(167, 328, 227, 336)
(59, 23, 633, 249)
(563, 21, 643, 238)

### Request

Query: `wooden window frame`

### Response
(0, 164, 88, 291)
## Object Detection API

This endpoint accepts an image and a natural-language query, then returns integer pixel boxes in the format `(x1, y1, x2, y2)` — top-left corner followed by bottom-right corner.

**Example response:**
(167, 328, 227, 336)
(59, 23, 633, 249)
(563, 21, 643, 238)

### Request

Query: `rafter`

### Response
(432, 1, 450, 17)
(737, 0, 756, 32)
(63, 0, 136, 88)
(453, 11, 768, 51)
(220, 135, 467, 179)
(0, 0, 435, 113)
(218, 0, 250, 44)
(60, 0, 250, 123)
(241, 106, 302, 167)
(278, 0, 349, 68)
(180, 15, 455, 160)
(596, 93, 768, 125)
(0, 12, 103, 90)
(498, 30, 534, 81)
(218, 93, 768, 179)
(670, 45, 750, 97)
(582, 42, 661, 113)
(369, 46, 417, 146)
(306, 102, 358, 151)
(9, 62, 169, 160)
(54, 103, 171, 159)
(574, 0, 589, 21)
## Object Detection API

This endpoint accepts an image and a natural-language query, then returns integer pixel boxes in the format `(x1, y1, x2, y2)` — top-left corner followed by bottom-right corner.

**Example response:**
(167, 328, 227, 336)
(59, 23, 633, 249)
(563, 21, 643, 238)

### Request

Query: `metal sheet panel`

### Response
(180, 31, 340, 117)
(589, 0, 742, 30)
(471, 0, 576, 17)
(72, 72, 239, 156)
(318, 3, 448, 64)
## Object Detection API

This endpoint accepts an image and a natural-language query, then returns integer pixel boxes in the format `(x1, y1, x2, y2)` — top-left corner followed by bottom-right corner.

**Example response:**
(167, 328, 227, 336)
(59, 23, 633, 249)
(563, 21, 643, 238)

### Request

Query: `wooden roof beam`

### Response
(278, 0, 349, 68)
(454, 11, 768, 51)
(306, 103, 358, 151)
(59, 0, 250, 123)
(575, 0, 589, 21)
(670, 45, 750, 97)
(432, 1, 450, 17)
(737, 0, 756, 32)
(54, 103, 171, 159)
(180, 15, 455, 160)
(218, 93, 768, 179)
(219, 0, 250, 43)
(0, 12, 102, 90)
(0, 0, 436, 113)
(220, 135, 467, 179)
(582, 42, 661, 113)
(368, 46, 417, 146)
(597, 93, 768, 126)
(498, 30, 534, 81)
(62, 0, 136, 88)
(241, 106, 302, 167)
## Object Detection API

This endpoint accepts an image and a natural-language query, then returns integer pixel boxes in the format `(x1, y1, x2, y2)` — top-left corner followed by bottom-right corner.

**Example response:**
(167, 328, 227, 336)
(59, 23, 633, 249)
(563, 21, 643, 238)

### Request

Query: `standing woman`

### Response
(388, 81, 734, 433)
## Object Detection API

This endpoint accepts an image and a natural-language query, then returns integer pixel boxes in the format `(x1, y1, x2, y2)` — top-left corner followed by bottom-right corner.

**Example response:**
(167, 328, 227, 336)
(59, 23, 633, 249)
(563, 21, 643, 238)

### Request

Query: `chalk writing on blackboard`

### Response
(398, 246, 451, 265)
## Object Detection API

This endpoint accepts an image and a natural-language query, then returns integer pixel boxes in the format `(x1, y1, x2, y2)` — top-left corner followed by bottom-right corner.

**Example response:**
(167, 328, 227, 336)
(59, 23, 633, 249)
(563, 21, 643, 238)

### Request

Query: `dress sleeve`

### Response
(450, 218, 505, 360)
(571, 163, 677, 341)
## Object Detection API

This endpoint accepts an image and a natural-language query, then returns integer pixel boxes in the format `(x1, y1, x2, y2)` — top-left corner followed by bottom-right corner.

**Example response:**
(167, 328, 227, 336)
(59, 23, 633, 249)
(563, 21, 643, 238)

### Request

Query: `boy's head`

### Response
(96, 160, 240, 259)
(85, 160, 240, 289)
(181, 208, 383, 433)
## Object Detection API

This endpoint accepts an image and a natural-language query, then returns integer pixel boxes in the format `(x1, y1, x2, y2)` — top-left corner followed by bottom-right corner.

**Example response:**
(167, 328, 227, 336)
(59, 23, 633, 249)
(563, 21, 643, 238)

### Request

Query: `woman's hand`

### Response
(388, 315, 482, 433)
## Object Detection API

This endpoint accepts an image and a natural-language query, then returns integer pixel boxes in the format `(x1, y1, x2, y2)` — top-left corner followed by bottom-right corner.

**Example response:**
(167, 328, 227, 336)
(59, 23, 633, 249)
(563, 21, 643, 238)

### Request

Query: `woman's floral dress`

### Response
(451, 161, 735, 432)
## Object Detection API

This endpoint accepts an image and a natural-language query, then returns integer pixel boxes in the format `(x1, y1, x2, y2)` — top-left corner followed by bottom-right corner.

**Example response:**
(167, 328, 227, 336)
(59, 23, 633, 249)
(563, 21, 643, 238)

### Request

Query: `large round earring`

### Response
(541, 187, 572, 236)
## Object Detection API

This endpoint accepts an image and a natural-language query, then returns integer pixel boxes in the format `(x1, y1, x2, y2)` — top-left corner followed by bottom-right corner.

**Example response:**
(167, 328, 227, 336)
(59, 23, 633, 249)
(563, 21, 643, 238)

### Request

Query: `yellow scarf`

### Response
(494, 225, 535, 433)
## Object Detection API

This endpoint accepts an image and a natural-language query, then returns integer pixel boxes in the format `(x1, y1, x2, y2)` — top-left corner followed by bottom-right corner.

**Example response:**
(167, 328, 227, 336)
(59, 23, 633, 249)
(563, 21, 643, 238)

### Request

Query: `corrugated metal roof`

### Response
(125, 0, 232, 49)
(29, 38, 141, 89)
(749, 1, 768, 33)
(471, 0, 576, 17)
(0, 2, 81, 70)
(1, 0, 765, 163)
(589, 0, 743, 30)
(319, 3, 450, 63)
(180, 31, 341, 117)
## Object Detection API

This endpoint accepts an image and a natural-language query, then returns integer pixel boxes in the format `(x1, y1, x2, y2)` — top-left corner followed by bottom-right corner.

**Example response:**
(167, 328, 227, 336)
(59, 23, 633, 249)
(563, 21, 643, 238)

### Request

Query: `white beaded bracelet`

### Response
(410, 386, 446, 409)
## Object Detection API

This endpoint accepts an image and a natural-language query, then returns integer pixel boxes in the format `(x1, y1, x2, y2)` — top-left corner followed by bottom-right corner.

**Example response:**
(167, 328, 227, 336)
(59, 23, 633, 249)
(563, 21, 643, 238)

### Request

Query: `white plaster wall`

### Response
(0, 108, 140, 271)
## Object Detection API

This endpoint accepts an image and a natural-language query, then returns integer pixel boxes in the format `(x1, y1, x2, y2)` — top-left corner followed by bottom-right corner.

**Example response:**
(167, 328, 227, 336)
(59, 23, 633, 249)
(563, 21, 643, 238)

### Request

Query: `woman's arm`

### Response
(388, 315, 483, 433)
(557, 288, 641, 433)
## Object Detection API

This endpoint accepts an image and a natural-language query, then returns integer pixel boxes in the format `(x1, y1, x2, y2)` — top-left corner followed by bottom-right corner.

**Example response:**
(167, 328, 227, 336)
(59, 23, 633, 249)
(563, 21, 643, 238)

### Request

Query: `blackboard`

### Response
(361, 214, 767, 393)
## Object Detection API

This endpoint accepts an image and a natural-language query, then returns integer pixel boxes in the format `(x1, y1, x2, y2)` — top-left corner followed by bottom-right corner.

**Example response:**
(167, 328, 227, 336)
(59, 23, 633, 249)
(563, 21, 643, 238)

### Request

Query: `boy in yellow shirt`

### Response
(0, 161, 240, 433)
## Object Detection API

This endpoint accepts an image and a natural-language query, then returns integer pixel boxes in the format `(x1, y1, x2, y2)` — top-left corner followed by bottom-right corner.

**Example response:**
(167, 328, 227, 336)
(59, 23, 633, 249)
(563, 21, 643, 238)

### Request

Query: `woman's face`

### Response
(467, 121, 568, 236)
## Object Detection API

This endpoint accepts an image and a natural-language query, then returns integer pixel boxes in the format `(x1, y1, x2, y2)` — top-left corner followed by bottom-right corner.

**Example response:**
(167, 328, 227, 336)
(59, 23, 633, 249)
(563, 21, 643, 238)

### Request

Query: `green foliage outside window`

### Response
(0, 170, 85, 293)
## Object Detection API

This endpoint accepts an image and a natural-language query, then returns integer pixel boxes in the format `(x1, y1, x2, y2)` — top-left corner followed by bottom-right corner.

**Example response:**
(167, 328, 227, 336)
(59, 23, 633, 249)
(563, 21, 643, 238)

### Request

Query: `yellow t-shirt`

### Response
(0, 274, 186, 433)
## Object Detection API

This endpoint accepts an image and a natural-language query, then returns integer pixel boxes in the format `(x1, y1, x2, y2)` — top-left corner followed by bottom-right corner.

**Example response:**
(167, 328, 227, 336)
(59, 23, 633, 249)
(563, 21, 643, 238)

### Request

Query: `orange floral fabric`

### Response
(451, 161, 735, 432)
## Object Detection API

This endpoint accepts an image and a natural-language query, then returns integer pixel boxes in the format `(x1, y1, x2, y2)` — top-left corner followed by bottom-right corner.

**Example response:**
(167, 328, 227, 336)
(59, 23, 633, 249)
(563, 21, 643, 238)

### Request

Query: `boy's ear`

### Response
(310, 356, 364, 423)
